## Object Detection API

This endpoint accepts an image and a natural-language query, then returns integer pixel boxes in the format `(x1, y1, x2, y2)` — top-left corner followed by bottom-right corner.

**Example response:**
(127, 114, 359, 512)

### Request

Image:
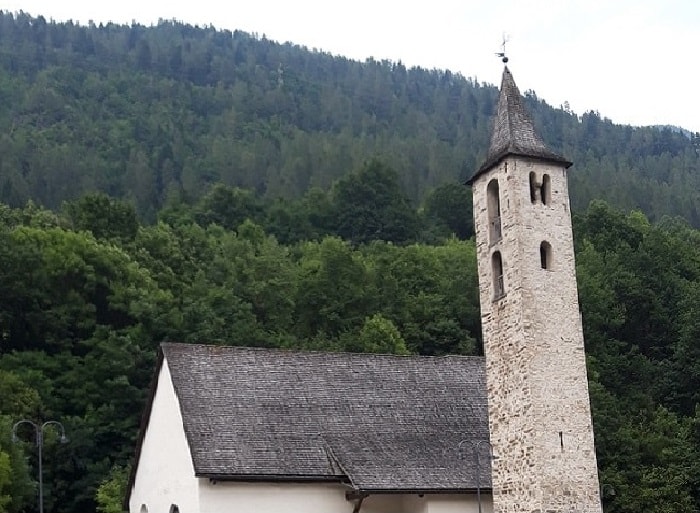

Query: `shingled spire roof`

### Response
(468, 66, 571, 184)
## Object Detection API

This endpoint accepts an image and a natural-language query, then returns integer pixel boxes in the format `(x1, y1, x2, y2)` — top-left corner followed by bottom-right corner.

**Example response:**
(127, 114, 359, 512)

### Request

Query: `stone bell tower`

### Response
(468, 66, 602, 513)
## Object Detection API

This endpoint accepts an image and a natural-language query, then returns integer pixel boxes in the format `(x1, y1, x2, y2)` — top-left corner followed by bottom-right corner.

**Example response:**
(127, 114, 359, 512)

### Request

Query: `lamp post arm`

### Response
(11, 420, 39, 446)
(41, 420, 65, 432)
(475, 440, 495, 459)
(41, 421, 68, 442)
(12, 419, 67, 513)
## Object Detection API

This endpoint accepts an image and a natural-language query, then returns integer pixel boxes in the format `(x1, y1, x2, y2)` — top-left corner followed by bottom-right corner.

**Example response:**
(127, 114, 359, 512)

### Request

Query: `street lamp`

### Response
(459, 439, 497, 513)
(12, 420, 68, 513)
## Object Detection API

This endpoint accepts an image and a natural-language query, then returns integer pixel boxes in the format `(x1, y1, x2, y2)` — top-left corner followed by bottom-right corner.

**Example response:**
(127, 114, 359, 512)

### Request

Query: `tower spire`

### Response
(469, 67, 570, 184)
(469, 57, 602, 513)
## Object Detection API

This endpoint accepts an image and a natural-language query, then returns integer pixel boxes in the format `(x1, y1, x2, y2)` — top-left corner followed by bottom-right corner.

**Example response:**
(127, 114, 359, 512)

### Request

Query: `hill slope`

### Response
(0, 12, 699, 222)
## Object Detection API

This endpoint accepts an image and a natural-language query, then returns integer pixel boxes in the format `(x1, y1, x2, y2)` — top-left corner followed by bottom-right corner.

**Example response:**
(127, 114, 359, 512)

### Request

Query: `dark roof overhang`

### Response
(200, 472, 348, 483)
(467, 150, 572, 185)
(346, 487, 493, 496)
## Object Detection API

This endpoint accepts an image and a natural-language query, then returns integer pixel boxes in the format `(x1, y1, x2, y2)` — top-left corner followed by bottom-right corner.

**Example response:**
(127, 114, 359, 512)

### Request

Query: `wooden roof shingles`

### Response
(469, 66, 571, 184)
(162, 343, 490, 492)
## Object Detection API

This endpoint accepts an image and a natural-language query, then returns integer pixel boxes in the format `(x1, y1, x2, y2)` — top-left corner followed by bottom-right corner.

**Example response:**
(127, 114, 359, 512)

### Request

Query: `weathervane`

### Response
(495, 33, 509, 63)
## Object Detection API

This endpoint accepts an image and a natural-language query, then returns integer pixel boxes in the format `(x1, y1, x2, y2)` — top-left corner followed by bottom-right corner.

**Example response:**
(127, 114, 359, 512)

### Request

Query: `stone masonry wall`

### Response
(472, 157, 602, 513)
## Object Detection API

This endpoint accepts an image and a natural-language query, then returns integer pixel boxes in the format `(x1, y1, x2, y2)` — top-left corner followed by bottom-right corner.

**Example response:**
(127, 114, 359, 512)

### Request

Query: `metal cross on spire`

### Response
(495, 33, 509, 63)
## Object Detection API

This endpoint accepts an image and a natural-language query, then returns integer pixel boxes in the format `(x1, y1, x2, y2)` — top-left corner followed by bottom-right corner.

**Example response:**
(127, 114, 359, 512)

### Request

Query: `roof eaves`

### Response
(349, 486, 494, 495)
(468, 66, 572, 185)
(467, 149, 572, 185)
(198, 472, 349, 483)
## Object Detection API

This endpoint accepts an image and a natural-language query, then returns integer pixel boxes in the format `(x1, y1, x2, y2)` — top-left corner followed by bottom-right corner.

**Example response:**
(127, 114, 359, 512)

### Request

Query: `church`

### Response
(124, 65, 602, 513)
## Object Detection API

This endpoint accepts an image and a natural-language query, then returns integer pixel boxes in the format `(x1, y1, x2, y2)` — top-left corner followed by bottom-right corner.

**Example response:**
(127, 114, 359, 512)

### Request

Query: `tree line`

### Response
(1, 170, 700, 511)
(0, 11, 698, 224)
(0, 9, 699, 513)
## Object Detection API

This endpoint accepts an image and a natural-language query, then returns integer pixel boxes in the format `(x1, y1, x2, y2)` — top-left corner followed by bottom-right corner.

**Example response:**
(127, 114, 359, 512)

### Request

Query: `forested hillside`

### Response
(2, 10, 700, 513)
(0, 11, 699, 223)
(2, 184, 700, 512)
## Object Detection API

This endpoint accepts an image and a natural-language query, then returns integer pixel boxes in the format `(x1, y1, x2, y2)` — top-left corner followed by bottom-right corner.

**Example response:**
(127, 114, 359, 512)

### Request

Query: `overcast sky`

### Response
(4, 0, 699, 132)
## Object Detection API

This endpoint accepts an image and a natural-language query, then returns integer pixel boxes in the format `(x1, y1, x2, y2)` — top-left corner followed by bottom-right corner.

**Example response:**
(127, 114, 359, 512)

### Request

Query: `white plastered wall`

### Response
(128, 358, 199, 513)
(403, 493, 492, 513)
(199, 480, 491, 513)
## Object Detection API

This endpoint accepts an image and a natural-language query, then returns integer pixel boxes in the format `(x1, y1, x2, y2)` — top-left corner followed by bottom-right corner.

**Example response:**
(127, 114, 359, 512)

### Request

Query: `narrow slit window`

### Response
(529, 171, 537, 203)
(540, 241, 552, 269)
(487, 179, 502, 244)
(492, 251, 505, 299)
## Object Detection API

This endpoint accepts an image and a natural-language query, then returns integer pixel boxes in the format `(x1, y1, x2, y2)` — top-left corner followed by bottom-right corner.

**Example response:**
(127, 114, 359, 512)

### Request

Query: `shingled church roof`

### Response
(468, 66, 571, 184)
(139, 342, 490, 492)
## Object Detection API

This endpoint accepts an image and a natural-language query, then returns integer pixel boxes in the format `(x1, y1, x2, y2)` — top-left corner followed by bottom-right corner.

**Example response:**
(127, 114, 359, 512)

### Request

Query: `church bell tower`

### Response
(469, 66, 602, 513)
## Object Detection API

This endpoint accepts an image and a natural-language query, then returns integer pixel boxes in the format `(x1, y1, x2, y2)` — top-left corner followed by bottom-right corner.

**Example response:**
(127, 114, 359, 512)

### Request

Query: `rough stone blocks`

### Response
(472, 157, 602, 513)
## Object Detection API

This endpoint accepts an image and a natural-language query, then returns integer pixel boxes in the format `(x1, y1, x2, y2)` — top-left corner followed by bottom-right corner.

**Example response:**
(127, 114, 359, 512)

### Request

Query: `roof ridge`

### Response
(161, 341, 485, 361)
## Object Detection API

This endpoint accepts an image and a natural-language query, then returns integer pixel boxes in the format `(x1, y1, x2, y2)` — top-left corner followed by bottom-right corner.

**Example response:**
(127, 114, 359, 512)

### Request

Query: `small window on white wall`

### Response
(139, 505, 148, 513)
(169, 505, 180, 513)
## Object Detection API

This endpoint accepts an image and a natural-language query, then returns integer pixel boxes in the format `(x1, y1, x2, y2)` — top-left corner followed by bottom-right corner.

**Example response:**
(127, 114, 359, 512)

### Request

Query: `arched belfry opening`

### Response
(492, 251, 505, 299)
(529, 172, 551, 205)
(529, 172, 538, 203)
(542, 174, 551, 205)
(487, 179, 502, 244)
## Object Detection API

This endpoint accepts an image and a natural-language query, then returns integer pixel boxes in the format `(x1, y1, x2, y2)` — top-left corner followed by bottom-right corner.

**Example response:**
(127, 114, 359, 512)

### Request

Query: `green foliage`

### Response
(263, 187, 334, 244)
(63, 194, 139, 242)
(0, 11, 696, 511)
(0, 417, 33, 513)
(331, 159, 420, 244)
(355, 314, 409, 355)
(3, 185, 700, 512)
(422, 183, 474, 240)
(362, 240, 479, 355)
(596, 407, 698, 513)
(575, 201, 700, 512)
(0, 451, 10, 513)
(0, 12, 697, 228)
(95, 466, 128, 513)
(294, 237, 372, 338)
(0, 206, 167, 511)
(193, 185, 264, 231)
(0, 371, 41, 418)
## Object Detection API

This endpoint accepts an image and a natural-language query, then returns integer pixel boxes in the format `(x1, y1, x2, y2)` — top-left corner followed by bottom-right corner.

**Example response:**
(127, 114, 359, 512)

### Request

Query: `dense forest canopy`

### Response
(1, 10, 700, 513)
(2, 191, 700, 513)
(0, 11, 698, 223)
